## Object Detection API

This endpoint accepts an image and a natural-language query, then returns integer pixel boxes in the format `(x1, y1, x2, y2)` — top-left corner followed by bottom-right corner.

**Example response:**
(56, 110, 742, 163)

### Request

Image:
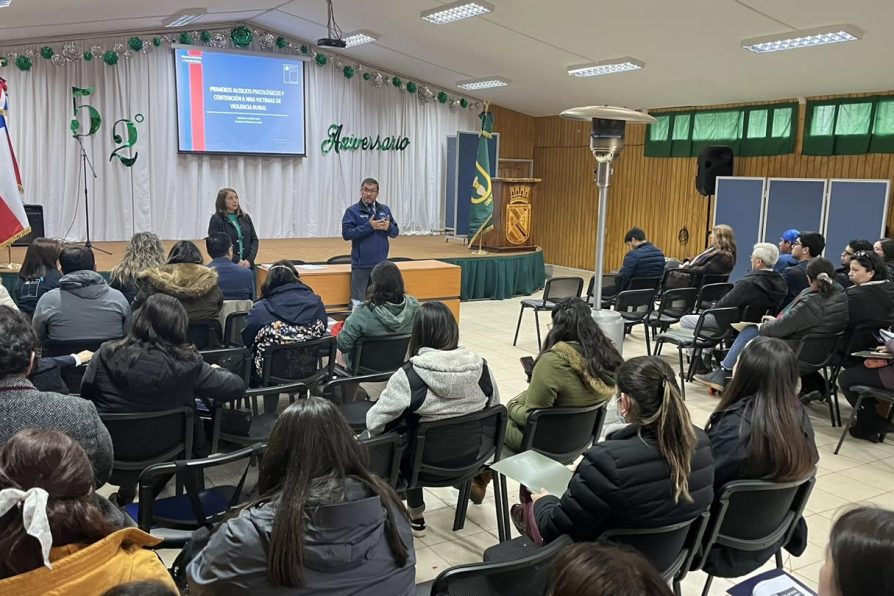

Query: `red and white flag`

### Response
(0, 76, 29, 247)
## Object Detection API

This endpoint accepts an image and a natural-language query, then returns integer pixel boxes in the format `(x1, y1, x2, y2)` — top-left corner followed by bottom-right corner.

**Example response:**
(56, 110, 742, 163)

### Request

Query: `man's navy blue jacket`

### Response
(208, 257, 254, 300)
(341, 200, 399, 269)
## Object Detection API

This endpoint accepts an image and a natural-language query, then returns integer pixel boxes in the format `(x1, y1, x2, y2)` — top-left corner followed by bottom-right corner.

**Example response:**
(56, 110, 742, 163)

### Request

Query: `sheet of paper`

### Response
(297, 264, 325, 270)
(490, 450, 574, 496)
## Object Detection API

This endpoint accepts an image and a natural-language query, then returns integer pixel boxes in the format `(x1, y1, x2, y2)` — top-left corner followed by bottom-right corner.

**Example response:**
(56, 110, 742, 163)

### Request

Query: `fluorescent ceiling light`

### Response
(456, 77, 509, 90)
(0, 0, 12, 8)
(421, 1, 494, 24)
(164, 8, 207, 28)
(567, 57, 645, 78)
(343, 30, 378, 48)
(742, 24, 862, 54)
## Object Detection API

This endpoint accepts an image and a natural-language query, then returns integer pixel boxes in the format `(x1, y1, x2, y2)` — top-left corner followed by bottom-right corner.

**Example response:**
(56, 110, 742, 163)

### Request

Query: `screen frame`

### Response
(172, 44, 309, 158)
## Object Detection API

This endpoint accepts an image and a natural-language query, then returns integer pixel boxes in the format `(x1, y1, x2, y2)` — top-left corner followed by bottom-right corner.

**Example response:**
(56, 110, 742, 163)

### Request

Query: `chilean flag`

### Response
(0, 77, 29, 247)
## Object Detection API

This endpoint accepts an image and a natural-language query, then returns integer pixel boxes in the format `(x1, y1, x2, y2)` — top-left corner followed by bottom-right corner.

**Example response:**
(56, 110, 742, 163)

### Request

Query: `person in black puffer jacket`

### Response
(844, 250, 894, 358)
(874, 238, 894, 282)
(605, 227, 665, 296)
(531, 355, 714, 544)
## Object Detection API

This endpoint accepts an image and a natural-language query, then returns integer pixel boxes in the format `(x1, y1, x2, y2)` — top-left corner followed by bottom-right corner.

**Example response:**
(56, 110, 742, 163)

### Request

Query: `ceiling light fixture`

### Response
(163, 8, 207, 28)
(567, 57, 645, 78)
(742, 24, 862, 54)
(421, 0, 494, 24)
(343, 30, 379, 48)
(456, 77, 509, 90)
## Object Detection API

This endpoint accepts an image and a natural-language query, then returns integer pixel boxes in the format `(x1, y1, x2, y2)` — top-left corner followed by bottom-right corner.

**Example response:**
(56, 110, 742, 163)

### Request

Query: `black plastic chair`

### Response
(341, 333, 412, 376)
(598, 275, 660, 308)
(614, 288, 656, 340)
(42, 338, 110, 393)
(514, 277, 584, 350)
(600, 512, 710, 596)
(795, 333, 844, 426)
(828, 322, 886, 401)
(518, 403, 606, 464)
(644, 288, 699, 355)
(654, 307, 740, 399)
(209, 382, 308, 451)
(587, 273, 617, 307)
(188, 319, 223, 350)
(834, 385, 894, 454)
(404, 405, 510, 541)
(701, 273, 730, 285)
(223, 311, 249, 347)
(123, 444, 265, 547)
(327, 255, 353, 264)
(425, 534, 573, 596)
(388, 256, 414, 262)
(289, 259, 306, 266)
(694, 476, 816, 596)
(201, 346, 252, 389)
(322, 372, 393, 432)
(360, 432, 405, 489)
(660, 268, 699, 293)
(258, 335, 336, 391)
(695, 282, 734, 312)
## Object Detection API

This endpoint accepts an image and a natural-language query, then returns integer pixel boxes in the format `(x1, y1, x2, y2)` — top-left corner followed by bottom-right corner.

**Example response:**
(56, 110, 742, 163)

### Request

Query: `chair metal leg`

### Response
(453, 480, 472, 531)
(513, 305, 525, 346)
(701, 574, 714, 596)
(534, 309, 542, 351)
(644, 324, 652, 355)
(881, 402, 894, 443)
(775, 550, 784, 569)
(677, 347, 687, 400)
(821, 372, 837, 428)
(493, 472, 510, 542)
(673, 580, 682, 596)
(835, 396, 863, 455)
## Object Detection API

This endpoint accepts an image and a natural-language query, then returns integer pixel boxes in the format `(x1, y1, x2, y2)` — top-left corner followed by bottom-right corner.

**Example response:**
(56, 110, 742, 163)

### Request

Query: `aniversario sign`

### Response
(320, 123, 411, 155)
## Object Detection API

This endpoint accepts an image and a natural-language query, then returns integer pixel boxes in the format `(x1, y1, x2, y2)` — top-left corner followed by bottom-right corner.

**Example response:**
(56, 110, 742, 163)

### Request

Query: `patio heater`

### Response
(559, 106, 657, 352)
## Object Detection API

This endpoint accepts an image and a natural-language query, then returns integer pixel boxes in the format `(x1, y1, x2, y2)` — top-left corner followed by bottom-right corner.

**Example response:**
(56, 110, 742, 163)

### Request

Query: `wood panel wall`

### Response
(492, 91, 894, 271)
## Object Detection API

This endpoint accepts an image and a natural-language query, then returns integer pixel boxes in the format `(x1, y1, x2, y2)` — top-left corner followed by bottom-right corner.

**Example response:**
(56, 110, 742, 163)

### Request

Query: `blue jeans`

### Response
(721, 325, 759, 370)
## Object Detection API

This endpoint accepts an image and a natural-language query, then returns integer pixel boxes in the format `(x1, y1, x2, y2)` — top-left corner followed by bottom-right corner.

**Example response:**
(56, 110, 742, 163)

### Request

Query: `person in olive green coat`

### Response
(337, 261, 420, 370)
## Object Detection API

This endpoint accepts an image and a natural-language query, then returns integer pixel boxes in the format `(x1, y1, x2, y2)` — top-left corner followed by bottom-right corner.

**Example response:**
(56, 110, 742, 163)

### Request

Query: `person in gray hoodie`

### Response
(365, 301, 499, 537)
(337, 261, 420, 369)
(31, 245, 130, 343)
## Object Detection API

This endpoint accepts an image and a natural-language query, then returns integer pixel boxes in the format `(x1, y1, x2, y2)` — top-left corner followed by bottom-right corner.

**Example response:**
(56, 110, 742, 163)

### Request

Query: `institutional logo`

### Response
(506, 184, 531, 245)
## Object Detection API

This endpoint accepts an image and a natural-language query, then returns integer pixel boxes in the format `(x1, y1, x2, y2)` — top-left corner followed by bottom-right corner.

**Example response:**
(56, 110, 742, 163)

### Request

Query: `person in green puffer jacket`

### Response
(337, 261, 420, 370)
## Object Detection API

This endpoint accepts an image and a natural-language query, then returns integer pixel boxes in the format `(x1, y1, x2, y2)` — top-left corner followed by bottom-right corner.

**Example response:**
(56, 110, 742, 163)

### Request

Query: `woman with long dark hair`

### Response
(673, 224, 737, 285)
(0, 430, 175, 592)
(208, 188, 259, 268)
(337, 261, 420, 369)
(13, 237, 62, 316)
(844, 250, 894, 355)
(703, 337, 817, 577)
(874, 237, 894, 281)
(819, 506, 894, 596)
(109, 232, 166, 304)
(527, 356, 713, 544)
(187, 398, 415, 594)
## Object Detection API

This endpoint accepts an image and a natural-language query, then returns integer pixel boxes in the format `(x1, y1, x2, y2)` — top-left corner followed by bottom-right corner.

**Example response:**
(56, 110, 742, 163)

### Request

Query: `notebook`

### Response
(489, 450, 574, 496)
(727, 569, 816, 595)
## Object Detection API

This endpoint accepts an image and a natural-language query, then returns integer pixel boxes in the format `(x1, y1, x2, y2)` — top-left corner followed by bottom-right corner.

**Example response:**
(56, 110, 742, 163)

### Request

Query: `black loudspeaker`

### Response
(695, 146, 734, 196)
(13, 205, 45, 247)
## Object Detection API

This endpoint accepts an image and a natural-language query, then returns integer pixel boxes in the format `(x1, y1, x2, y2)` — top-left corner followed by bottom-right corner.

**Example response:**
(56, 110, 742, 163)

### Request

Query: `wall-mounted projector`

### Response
(317, 37, 347, 48)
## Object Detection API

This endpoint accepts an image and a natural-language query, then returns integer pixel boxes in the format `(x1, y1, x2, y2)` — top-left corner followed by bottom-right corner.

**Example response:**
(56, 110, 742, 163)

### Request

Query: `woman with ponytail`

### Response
(528, 356, 714, 545)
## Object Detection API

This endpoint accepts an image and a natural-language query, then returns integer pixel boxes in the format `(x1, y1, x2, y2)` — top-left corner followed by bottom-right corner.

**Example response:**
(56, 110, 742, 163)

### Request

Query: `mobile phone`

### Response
(520, 356, 535, 377)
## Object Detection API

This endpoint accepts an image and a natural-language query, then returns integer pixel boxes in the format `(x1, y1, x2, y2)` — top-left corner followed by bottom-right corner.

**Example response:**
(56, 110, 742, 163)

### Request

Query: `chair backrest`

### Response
(290, 259, 306, 265)
(430, 534, 573, 596)
(795, 333, 843, 371)
(388, 256, 414, 262)
(519, 403, 607, 464)
(701, 273, 730, 285)
(100, 407, 194, 471)
(406, 405, 507, 489)
(694, 476, 816, 572)
(223, 311, 250, 347)
(260, 334, 336, 387)
(188, 320, 223, 350)
(327, 254, 353, 264)
(360, 432, 405, 489)
(614, 289, 655, 321)
(322, 372, 394, 405)
(661, 268, 698, 291)
(696, 283, 734, 310)
(201, 346, 252, 387)
(841, 321, 888, 359)
(600, 512, 709, 581)
(543, 276, 584, 304)
(350, 333, 412, 375)
(691, 307, 741, 344)
(42, 338, 110, 357)
(628, 276, 661, 292)
(586, 274, 618, 300)
(654, 287, 699, 321)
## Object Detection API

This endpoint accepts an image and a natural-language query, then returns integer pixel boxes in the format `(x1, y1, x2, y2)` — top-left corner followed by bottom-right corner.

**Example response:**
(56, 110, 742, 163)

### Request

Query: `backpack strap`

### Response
(477, 359, 493, 399)
(402, 362, 429, 413)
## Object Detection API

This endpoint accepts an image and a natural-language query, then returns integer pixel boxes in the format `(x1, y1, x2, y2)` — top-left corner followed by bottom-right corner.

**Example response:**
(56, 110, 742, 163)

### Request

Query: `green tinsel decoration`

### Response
(231, 25, 253, 48)
(437, 91, 449, 104)
(275, 36, 288, 49)
(15, 55, 33, 71)
(363, 72, 371, 81)
(40, 46, 55, 60)
(300, 45, 309, 55)
(343, 66, 355, 79)
(153, 37, 163, 47)
(460, 98, 469, 108)
(314, 53, 328, 66)
(200, 31, 212, 44)
(103, 51, 119, 66)
(406, 81, 417, 94)
(83, 51, 94, 61)
(179, 32, 194, 45)
(392, 76, 401, 87)
(128, 37, 143, 52)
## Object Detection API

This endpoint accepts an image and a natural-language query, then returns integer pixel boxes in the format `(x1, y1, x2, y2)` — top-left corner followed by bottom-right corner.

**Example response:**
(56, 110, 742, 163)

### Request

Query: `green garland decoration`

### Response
(343, 65, 355, 79)
(314, 53, 328, 66)
(15, 55, 33, 71)
(83, 51, 94, 61)
(363, 72, 371, 81)
(0, 56, 7, 68)
(460, 98, 469, 108)
(231, 26, 253, 48)
(128, 37, 143, 52)
(152, 37, 163, 47)
(102, 51, 119, 66)
(300, 45, 309, 55)
(179, 32, 194, 45)
(392, 76, 401, 87)
(275, 36, 288, 49)
(40, 46, 55, 60)
(437, 91, 449, 104)
(200, 31, 212, 44)
(406, 81, 417, 94)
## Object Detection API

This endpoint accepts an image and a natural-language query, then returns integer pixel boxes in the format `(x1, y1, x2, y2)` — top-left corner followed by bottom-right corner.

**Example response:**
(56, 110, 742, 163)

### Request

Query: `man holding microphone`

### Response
(341, 177, 400, 304)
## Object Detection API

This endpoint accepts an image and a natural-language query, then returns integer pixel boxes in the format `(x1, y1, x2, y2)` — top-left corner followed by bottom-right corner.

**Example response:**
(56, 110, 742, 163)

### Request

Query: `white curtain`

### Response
(2, 34, 477, 241)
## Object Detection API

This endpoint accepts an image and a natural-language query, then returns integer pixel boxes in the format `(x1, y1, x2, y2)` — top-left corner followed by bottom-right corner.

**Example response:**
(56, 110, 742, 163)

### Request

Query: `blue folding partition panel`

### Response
(824, 179, 889, 257)
(762, 179, 827, 249)
(443, 131, 499, 235)
(714, 177, 766, 282)
(445, 136, 458, 229)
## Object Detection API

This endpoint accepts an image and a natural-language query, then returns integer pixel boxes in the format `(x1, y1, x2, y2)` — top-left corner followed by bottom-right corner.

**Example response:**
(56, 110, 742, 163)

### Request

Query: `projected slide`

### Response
(174, 48, 306, 156)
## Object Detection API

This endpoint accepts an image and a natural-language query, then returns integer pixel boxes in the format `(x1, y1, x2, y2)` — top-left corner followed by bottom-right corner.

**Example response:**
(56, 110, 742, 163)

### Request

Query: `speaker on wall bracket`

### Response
(695, 146, 734, 247)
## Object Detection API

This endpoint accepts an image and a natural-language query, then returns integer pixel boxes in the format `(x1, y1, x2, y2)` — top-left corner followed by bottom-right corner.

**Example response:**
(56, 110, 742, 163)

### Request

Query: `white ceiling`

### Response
(2, 0, 893, 116)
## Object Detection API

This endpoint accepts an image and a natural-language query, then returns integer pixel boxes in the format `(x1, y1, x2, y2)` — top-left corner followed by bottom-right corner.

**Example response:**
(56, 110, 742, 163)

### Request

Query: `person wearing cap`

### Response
(774, 228, 800, 272)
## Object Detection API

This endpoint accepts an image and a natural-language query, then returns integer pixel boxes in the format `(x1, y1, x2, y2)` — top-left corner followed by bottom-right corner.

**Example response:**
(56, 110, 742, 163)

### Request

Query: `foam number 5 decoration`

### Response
(109, 114, 144, 167)
(70, 86, 102, 137)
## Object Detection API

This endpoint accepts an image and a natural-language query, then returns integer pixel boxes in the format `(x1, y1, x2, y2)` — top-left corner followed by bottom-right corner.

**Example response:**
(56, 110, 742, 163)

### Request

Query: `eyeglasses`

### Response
(855, 250, 873, 258)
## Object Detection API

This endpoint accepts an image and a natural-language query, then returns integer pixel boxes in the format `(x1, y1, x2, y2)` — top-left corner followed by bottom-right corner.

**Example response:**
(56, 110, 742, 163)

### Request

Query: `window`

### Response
(804, 96, 894, 155)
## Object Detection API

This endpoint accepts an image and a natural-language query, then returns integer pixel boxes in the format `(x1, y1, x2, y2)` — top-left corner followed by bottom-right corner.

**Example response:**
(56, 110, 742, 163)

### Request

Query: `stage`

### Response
(2, 236, 545, 301)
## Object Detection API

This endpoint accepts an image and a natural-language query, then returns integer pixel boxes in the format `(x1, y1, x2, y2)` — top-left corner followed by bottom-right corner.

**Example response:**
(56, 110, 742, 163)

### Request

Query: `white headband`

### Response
(0, 487, 53, 569)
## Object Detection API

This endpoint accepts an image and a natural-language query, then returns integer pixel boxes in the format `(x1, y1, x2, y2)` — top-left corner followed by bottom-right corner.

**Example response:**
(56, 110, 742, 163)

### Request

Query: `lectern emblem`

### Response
(506, 200, 531, 245)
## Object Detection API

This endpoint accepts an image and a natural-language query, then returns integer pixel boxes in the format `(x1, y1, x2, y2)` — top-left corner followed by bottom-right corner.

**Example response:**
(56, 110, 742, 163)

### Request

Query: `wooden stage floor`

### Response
(6, 236, 521, 271)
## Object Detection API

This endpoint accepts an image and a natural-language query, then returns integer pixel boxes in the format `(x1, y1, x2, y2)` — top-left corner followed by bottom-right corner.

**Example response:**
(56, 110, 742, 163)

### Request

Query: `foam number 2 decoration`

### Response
(70, 86, 102, 137)
(109, 114, 144, 167)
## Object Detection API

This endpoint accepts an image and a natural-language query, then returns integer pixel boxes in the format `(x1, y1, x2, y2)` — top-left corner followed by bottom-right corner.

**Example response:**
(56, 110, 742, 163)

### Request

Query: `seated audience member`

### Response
(0, 306, 113, 485)
(0, 285, 17, 311)
(527, 356, 713, 545)
(13, 237, 62, 316)
(774, 228, 800, 273)
(844, 250, 894, 355)
(205, 233, 254, 301)
(29, 350, 93, 395)
(187, 398, 415, 594)
(703, 337, 817, 577)
(32, 245, 130, 343)
(696, 257, 848, 392)
(109, 232, 166, 305)
(836, 239, 873, 288)
(337, 261, 419, 370)
(81, 294, 243, 468)
(781, 231, 825, 307)
(241, 261, 327, 381)
(549, 543, 673, 596)
(365, 301, 499, 536)
(0, 430, 176, 593)
(838, 331, 894, 443)
(672, 224, 736, 286)
(819, 507, 894, 596)
(605, 227, 665, 296)
(875, 237, 894, 281)
(134, 240, 223, 323)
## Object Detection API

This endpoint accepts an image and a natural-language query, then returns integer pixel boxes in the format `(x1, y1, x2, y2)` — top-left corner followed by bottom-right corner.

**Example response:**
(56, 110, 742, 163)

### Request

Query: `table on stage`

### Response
(255, 260, 462, 321)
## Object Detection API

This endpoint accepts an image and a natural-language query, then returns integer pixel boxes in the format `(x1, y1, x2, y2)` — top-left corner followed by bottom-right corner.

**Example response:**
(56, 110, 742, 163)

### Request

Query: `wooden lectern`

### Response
(480, 178, 541, 251)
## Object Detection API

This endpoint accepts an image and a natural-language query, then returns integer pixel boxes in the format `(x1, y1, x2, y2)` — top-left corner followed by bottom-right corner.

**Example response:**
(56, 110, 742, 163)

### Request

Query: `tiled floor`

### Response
(416, 265, 893, 595)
